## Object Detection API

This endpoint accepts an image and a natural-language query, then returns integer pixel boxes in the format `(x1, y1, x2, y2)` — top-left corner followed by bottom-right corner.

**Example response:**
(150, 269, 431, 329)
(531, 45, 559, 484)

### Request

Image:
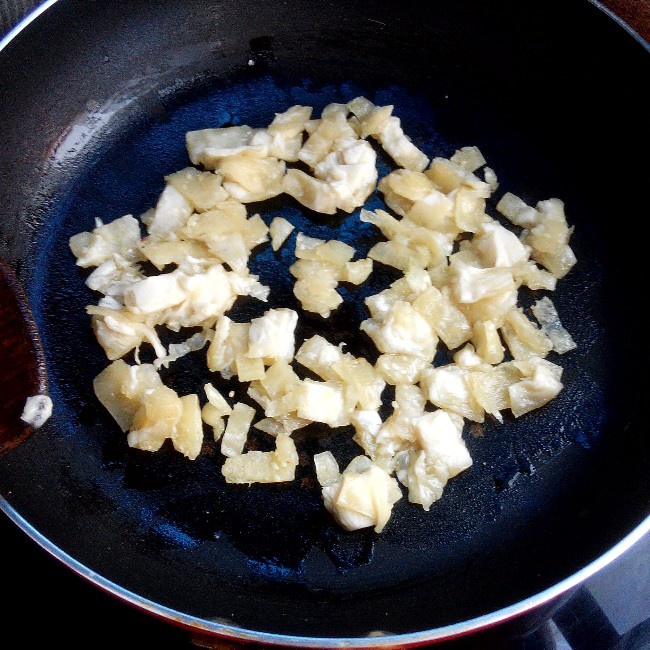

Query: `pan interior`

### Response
(0, 0, 649, 640)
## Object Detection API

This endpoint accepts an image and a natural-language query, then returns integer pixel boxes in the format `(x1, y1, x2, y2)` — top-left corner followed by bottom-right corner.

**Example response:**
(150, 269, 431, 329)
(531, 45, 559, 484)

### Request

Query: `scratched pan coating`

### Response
(0, 0, 649, 642)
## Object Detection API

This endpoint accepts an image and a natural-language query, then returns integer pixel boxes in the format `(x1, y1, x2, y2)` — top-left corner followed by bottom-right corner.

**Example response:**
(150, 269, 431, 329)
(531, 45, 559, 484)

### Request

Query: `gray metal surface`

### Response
(0, 0, 41, 34)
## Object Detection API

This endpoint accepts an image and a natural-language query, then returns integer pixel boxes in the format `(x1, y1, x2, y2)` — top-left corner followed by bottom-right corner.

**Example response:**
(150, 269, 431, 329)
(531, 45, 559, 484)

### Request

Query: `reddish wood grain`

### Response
(600, 0, 650, 42)
(0, 260, 47, 455)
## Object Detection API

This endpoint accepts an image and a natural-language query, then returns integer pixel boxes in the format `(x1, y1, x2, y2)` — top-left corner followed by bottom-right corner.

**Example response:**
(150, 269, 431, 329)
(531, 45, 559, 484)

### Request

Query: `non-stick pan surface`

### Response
(1, 0, 649, 645)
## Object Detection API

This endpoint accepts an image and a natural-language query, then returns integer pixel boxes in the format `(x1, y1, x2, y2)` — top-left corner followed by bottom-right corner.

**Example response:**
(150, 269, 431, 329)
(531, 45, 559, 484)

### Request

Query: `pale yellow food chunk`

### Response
(93, 359, 162, 432)
(375, 118, 428, 172)
(420, 365, 484, 422)
(222, 433, 298, 483)
(501, 308, 553, 360)
(368, 240, 430, 272)
(121, 263, 249, 333)
(84, 256, 144, 302)
(346, 97, 393, 138)
(314, 450, 341, 486)
(204, 233, 249, 274)
(425, 157, 490, 196)
(239, 211, 271, 250)
(294, 379, 347, 427)
(292, 265, 342, 317)
(147, 185, 194, 238)
(450, 146, 486, 172)
(186, 125, 268, 168)
(88, 306, 164, 361)
(201, 382, 232, 437)
(173, 394, 204, 460)
(201, 402, 229, 426)
(375, 353, 430, 386)
(397, 451, 445, 510)
(452, 344, 485, 368)
(378, 169, 436, 215)
(218, 155, 285, 203)
(221, 402, 256, 457)
(359, 207, 403, 239)
(298, 112, 357, 168)
(283, 168, 338, 214)
(234, 354, 266, 382)
(451, 186, 490, 234)
(317, 454, 402, 533)
(471, 320, 505, 365)
(182, 198, 247, 241)
(290, 237, 356, 318)
(124, 271, 187, 314)
(260, 360, 301, 398)
(333, 355, 386, 412)
(496, 192, 538, 227)
(406, 190, 457, 235)
(295, 233, 355, 265)
(349, 410, 385, 464)
(496, 197, 577, 280)
(206, 318, 250, 378)
(268, 105, 313, 136)
(508, 358, 563, 417)
(361, 301, 437, 361)
(69, 214, 142, 268)
(395, 409, 472, 510)
(165, 167, 229, 212)
(532, 244, 577, 280)
(140, 239, 214, 271)
(451, 259, 516, 305)
(474, 221, 529, 268)
(524, 199, 569, 252)
(247, 308, 298, 364)
(513, 260, 558, 291)
(127, 385, 183, 452)
(295, 335, 345, 379)
(483, 167, 499, 192)
(457, 287, 518, 327)
(341, 258, 373, 284)
(411, 285, 472, 350)
(203, 383, 232, 416)
(269, 217, 295, 251)
(313, 139, 378, 213)
(428, 260, 450, 288)
(267, 105, 313, 161)
(361, 208, 452, 270)
(254, 415, 309, 437)
(465, 363, 521, 422)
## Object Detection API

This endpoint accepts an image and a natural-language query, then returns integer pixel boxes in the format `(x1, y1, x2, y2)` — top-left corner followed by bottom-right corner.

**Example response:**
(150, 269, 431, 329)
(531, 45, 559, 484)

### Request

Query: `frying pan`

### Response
(1, 0, 649, 646)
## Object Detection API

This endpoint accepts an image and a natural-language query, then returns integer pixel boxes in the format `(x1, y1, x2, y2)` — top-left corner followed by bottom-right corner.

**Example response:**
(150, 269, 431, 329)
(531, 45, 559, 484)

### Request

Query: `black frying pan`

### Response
(1, 0, 649, 646)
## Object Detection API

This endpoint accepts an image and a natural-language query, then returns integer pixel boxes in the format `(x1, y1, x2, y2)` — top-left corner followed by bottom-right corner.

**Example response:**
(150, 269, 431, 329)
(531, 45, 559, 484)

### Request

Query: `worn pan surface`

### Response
(1, 0, 649, 645)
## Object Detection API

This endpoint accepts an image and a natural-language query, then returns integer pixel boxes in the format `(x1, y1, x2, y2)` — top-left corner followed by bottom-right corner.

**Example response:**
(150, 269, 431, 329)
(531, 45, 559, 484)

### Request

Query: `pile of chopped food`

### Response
(69, 97, 577, 533)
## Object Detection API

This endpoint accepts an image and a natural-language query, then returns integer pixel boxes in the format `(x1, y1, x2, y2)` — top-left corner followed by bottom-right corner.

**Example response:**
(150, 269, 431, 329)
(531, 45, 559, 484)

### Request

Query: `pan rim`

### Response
(2, 0, 647, 55)
(1, 0, 649, 645)
(0, 0, 59, 51)
(1, 493, 648, 646)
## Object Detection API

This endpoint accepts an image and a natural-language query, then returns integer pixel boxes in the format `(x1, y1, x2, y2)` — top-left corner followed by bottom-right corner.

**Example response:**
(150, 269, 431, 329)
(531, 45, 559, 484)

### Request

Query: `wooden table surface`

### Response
(599, 0, 650, 42)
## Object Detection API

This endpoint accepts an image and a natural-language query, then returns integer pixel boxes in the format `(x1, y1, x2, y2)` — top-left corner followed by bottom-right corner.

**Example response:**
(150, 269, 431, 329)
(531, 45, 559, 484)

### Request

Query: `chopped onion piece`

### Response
(20, 395, 53, 429)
